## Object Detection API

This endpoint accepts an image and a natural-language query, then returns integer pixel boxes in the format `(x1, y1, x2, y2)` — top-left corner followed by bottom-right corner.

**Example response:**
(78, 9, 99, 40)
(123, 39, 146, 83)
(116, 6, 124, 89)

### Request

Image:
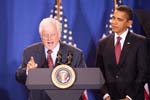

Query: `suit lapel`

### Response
(55, 42, 68, 66)
(38, 43, 48, 68)
(119, 32, 133, 65)
(103, 34, 119, 75)
(110, 35, 116, 65)
(104, 34, 116, 65)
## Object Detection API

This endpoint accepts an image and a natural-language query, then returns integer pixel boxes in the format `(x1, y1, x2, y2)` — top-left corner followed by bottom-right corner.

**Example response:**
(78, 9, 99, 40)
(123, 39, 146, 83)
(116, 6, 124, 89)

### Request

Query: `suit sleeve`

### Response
(76, 51, 87, 68)
(125, 38, 149, 99)
(96, 40, 108, 97)
(15, 50, 28, 84)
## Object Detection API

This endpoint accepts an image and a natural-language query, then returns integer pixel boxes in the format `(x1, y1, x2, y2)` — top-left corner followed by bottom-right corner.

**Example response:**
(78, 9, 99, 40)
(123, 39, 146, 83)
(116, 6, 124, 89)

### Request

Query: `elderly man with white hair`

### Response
(16, 17, 87, 100)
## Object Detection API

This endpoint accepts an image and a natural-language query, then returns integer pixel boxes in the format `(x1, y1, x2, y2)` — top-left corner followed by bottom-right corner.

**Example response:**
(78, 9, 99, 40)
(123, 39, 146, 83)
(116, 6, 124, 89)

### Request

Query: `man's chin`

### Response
(47, 44, 57, 49)
(112, 30, 119, 33)
(45, 45, 53, 49)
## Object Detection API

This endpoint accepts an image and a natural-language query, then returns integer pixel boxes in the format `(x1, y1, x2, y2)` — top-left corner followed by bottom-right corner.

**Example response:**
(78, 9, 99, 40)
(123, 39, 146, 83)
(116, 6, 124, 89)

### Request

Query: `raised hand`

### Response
(27, 56, 38, 71)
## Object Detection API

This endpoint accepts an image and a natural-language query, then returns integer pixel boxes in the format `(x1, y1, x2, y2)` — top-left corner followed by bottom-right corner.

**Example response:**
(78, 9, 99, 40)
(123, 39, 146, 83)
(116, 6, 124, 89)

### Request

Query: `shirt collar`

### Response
(115, 29, 128, 41)
(45, 43, 60, 54)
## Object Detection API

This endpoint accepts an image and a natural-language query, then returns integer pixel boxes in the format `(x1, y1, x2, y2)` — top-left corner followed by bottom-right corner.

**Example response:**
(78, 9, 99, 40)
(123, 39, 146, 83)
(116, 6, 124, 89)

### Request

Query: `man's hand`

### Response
(27, 56, 38, 71)
(105, 96, 111, 100)
(119, 97, 130, 100)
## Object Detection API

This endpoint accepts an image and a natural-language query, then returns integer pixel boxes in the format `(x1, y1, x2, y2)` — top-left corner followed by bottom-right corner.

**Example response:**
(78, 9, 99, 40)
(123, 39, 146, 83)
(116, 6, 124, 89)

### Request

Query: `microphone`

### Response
(65, 51, 73, 65)
(56, 51, 62, 65)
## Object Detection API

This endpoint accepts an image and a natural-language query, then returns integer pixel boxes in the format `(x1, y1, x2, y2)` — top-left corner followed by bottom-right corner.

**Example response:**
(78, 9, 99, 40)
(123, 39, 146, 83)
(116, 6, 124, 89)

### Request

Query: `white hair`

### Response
(39, 17, 62, 36)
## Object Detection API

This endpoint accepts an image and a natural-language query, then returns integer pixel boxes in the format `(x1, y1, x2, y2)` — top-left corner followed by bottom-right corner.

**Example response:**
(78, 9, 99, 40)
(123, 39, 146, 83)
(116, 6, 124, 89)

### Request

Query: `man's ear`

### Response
(127, 20, 133, 27)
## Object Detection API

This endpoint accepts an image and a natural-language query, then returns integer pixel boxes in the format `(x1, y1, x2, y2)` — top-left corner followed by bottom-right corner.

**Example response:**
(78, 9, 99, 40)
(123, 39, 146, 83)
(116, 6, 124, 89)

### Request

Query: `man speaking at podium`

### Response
(15, 17, 87, 100)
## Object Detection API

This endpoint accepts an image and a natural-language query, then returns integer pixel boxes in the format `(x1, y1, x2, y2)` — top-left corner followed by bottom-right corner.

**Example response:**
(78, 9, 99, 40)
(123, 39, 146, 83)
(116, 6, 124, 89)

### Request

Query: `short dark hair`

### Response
(116, 5, 133, 20)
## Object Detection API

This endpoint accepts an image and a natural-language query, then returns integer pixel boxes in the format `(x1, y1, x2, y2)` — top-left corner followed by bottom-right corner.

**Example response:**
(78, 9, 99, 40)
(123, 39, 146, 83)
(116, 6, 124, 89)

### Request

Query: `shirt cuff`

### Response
(26, 68, 28, 75)
(126, 95, 132, 100)
(103, 93, 110, 100)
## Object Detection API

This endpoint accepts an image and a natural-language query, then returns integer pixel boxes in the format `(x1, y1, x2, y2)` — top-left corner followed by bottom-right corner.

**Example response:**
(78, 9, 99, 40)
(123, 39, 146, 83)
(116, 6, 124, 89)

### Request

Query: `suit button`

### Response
(116, 75, 119, 79)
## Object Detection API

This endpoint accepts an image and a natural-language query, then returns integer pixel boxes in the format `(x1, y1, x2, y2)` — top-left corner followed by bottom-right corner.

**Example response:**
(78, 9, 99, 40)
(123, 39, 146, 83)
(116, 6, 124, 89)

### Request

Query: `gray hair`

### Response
(39, 17, 62, 36)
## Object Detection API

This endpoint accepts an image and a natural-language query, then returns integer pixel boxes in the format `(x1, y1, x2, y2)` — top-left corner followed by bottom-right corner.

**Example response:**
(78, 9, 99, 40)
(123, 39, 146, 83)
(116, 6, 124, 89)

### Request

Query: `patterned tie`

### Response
(47, 50, 53, 68)
(115, 36, 121, 64)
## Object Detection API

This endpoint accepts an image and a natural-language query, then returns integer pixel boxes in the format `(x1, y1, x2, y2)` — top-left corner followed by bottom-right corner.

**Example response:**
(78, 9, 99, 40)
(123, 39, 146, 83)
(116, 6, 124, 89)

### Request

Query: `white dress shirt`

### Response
(45, 43, 60, 66)
(114, 29, 128, 50)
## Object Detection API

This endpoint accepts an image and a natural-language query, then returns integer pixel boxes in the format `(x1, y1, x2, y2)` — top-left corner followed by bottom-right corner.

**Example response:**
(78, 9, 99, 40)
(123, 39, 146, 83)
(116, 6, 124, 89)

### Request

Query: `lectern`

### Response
(26, 68, 104, 100)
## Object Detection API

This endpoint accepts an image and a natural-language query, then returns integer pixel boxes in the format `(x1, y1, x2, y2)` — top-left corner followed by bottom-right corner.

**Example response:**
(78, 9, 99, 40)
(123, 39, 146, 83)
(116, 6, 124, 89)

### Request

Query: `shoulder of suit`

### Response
(98, 33, 113, 43)
(24, 42, 43, 51)
(130, 32, 146, 39)
(61, 42, 83, 53)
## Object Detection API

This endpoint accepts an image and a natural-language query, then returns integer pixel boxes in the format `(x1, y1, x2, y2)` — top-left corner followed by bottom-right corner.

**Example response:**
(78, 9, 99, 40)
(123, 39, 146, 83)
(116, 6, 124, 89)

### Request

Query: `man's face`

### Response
(41, 24, 60, 50)
(111, 10, 132, 35)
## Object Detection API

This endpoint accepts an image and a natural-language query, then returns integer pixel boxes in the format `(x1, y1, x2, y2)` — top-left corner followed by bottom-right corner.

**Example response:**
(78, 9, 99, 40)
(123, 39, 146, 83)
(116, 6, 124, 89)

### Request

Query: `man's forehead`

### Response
(113, 10, 128, 19)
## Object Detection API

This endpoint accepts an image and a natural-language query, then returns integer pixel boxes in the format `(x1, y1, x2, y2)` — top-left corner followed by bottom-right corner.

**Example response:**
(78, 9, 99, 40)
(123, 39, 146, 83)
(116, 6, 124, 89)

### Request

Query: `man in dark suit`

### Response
(16, 17, 86, 100)
(96, 5, 149, 100)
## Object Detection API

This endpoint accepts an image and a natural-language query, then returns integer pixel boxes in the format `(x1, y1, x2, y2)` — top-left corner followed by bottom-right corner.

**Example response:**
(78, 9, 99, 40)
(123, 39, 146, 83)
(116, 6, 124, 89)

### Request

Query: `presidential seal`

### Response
(51, 64, 76, 89)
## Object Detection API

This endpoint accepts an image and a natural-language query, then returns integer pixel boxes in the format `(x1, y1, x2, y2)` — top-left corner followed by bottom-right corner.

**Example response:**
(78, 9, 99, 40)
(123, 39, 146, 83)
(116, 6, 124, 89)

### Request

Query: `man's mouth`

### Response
(47, 42, 54, 45)
(112, 25, 117, 28)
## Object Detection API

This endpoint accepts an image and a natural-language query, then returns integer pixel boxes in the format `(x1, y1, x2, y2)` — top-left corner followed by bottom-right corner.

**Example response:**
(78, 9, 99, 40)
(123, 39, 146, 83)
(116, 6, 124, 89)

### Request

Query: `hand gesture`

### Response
(105, 96, 111, 100)
(27, 56, 38, 71)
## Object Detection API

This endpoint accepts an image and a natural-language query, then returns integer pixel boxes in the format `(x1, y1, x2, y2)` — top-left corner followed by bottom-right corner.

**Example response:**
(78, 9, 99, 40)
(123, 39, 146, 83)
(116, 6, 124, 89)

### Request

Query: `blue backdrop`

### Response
(0, 0, 150, 100)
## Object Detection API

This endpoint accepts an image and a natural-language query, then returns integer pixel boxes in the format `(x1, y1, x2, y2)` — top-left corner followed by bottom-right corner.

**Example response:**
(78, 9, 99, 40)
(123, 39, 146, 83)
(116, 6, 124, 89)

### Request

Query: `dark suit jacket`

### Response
(16, 42, 86, 100)
(96, 31, 149, 100)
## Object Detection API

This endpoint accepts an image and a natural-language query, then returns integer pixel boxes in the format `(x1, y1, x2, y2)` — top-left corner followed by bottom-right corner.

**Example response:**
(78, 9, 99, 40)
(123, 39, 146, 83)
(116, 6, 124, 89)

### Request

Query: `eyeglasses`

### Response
(41, 33, 57, 40)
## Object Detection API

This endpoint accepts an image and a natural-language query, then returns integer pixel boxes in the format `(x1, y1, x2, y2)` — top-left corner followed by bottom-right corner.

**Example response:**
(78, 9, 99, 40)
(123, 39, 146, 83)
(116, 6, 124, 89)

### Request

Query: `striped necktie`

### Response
(47, 49, 53, 68)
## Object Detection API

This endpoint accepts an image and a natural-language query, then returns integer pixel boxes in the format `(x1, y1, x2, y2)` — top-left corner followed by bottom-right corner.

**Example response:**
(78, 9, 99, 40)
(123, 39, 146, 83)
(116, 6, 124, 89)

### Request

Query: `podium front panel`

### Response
(26, 68, 104, 90)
